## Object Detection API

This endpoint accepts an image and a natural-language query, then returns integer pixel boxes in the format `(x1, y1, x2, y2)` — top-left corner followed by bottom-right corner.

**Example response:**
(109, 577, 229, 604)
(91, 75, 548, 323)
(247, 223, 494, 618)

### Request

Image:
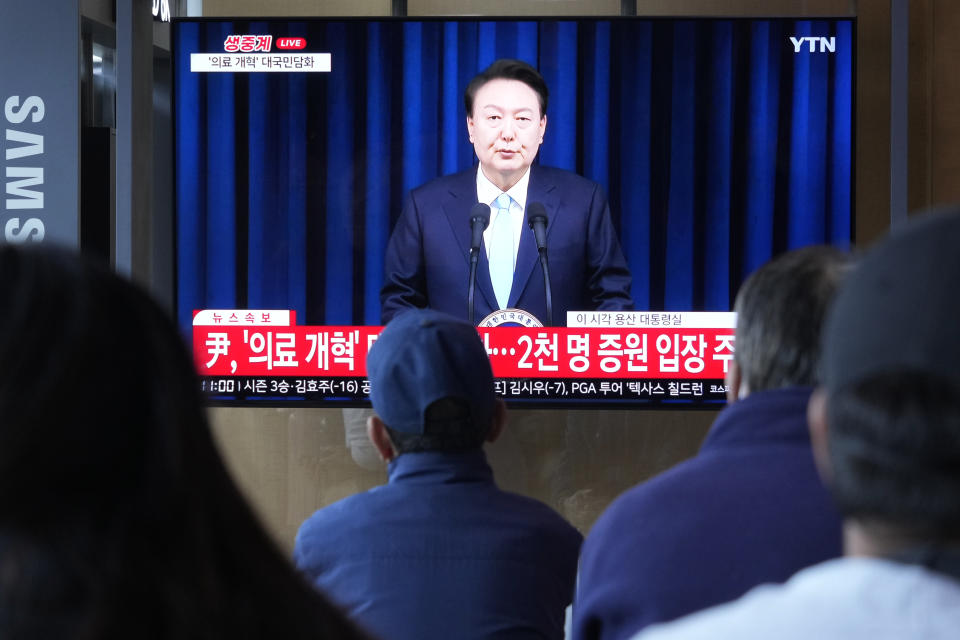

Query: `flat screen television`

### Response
(173, 16, 854, 408)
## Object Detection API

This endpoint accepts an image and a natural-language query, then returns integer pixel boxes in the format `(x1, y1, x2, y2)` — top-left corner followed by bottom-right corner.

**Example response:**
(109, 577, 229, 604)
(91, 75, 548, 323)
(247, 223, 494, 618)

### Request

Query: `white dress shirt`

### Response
(476, 166, 531, 266)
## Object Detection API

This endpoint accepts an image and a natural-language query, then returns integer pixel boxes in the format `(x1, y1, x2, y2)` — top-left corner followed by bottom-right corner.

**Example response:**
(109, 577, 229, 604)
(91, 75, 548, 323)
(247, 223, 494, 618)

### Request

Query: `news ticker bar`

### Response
(194, 325, 735, 379)
(200, 377, 728, 404)
(190, 53, 332, 72)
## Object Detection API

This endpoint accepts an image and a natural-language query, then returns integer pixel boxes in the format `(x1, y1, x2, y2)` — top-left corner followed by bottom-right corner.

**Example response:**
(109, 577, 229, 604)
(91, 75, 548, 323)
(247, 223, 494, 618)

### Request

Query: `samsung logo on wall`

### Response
(153, 0, 170, 22)
(4, 95, 45, 242)
(789, 36, 836, 53)
(2, 2, 79, 246)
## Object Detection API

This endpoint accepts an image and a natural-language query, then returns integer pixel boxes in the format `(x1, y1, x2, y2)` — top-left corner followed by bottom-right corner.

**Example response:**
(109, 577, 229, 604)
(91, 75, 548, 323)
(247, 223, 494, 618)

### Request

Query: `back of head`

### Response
(733, 245, 852, 392)
(820, 210, 960, 538)
(0, 245, 199, 517)
(464, 58, 549, 117)
(0, 245, 366, 639)
(367, 309, 496, 454)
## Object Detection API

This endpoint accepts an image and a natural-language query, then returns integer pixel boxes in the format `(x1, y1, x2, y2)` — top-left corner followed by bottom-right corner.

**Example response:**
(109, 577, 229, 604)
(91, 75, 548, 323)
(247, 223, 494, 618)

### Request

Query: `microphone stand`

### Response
(539, 245, 553, 326)
(527, 203, 552, 326)
(467, 203, 490, 325)
(468, 248, 480, 325)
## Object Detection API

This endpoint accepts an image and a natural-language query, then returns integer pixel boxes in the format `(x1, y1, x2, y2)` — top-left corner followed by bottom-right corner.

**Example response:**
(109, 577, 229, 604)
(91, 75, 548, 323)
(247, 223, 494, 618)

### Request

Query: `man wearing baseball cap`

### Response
(633, 210, 960, 640)
(294, 309, 582, 640)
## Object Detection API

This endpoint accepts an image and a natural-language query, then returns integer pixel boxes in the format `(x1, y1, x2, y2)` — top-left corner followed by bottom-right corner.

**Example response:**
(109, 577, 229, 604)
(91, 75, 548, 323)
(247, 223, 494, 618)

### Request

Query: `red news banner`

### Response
(193, 310, 736, 404)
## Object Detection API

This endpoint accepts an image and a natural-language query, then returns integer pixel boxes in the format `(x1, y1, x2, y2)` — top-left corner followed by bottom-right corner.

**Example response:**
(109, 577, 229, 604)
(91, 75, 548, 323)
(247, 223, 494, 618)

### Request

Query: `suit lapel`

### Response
(509, 166, 559, 310)
(441, 170, 498, 315)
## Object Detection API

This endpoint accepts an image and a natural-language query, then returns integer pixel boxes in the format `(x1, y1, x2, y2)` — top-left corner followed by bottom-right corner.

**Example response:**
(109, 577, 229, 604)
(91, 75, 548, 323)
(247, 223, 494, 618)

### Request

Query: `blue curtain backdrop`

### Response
(175, 18, 853, 331)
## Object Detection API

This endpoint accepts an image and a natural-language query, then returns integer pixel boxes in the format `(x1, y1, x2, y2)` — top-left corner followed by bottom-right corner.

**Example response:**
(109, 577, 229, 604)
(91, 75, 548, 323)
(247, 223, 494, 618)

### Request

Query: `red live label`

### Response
(276, 37, 307, 50)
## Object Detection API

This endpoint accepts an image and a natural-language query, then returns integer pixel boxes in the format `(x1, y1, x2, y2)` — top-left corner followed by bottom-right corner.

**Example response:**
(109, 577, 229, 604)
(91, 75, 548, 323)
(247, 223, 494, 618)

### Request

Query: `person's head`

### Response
(465, 59, 548, 192)
(0, 245, 366, 639)
(365, 309, 506, 462)
(726, 245, 852, 402)
(807, 210, 960, 550)
(0, 245, 205, 521)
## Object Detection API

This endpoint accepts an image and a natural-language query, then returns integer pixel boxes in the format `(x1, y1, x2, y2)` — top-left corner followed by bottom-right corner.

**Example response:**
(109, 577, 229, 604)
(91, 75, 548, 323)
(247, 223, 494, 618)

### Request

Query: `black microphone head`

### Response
(469, 203, 490, 252)
(470, 202, 491, 229)
(527, 202, 548, 228)
(527, 202, 549, 251)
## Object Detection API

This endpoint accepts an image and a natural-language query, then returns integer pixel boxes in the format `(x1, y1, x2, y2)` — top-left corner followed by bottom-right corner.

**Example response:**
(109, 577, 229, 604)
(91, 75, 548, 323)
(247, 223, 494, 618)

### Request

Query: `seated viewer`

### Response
(0, 245, 369, 640)
(294, 308, 582, 639)
(574, 246, 849, 639)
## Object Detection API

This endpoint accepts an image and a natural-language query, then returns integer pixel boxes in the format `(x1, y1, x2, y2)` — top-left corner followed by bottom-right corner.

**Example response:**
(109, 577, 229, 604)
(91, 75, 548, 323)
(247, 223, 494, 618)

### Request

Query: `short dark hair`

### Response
(826, 372, 960, 539)
(385, 397, 490, 454)
(464, 58, 549, 118)
(733, 245, 852, 391)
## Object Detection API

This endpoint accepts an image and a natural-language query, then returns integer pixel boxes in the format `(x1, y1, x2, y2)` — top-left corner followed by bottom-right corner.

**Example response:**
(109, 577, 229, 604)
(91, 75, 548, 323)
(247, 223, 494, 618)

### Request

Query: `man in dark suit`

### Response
(381, 59, 633, 326)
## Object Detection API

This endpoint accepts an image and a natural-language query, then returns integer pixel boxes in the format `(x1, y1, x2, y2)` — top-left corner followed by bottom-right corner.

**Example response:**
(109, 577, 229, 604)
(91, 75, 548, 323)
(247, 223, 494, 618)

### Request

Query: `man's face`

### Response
(467, 78, 547, 191)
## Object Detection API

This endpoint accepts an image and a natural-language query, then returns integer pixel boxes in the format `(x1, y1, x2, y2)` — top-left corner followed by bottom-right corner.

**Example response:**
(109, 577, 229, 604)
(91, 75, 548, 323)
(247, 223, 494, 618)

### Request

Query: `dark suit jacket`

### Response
(380, 165, 633, 325)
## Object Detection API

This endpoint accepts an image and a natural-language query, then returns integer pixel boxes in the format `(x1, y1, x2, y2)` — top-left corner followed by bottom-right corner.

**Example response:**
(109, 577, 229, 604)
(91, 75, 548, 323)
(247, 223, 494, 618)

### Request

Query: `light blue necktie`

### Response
(489, 193, 514, 309)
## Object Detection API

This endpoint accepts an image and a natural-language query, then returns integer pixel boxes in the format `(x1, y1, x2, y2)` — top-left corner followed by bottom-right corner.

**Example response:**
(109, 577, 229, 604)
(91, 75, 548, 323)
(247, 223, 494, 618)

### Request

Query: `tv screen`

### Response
(173, 16, 853, 408)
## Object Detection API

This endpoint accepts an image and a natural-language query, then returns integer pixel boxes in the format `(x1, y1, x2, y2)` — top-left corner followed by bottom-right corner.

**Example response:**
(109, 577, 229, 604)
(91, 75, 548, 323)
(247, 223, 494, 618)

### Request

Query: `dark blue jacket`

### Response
(380, 165, 633, 324)
(294, 450, 582, 640)
(573, 387, 843, 640)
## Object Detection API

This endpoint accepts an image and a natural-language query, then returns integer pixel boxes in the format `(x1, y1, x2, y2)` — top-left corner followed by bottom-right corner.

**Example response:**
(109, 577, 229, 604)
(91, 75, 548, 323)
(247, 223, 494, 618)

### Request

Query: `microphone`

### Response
(526, 202, 553, 326)
(467, 203, 491, 325)
(469, 203, 490, 255)
(527, 203, 549, 253)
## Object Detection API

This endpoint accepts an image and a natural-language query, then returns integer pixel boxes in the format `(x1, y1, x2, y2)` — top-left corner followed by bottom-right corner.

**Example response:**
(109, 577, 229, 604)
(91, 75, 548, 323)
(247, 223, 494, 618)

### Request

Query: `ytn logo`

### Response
(789, 36, 836, 53)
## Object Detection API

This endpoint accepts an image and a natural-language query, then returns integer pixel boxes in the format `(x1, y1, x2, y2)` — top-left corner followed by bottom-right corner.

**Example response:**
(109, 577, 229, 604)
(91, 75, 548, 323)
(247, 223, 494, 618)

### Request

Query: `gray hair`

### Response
(734, 245, 853, 392)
